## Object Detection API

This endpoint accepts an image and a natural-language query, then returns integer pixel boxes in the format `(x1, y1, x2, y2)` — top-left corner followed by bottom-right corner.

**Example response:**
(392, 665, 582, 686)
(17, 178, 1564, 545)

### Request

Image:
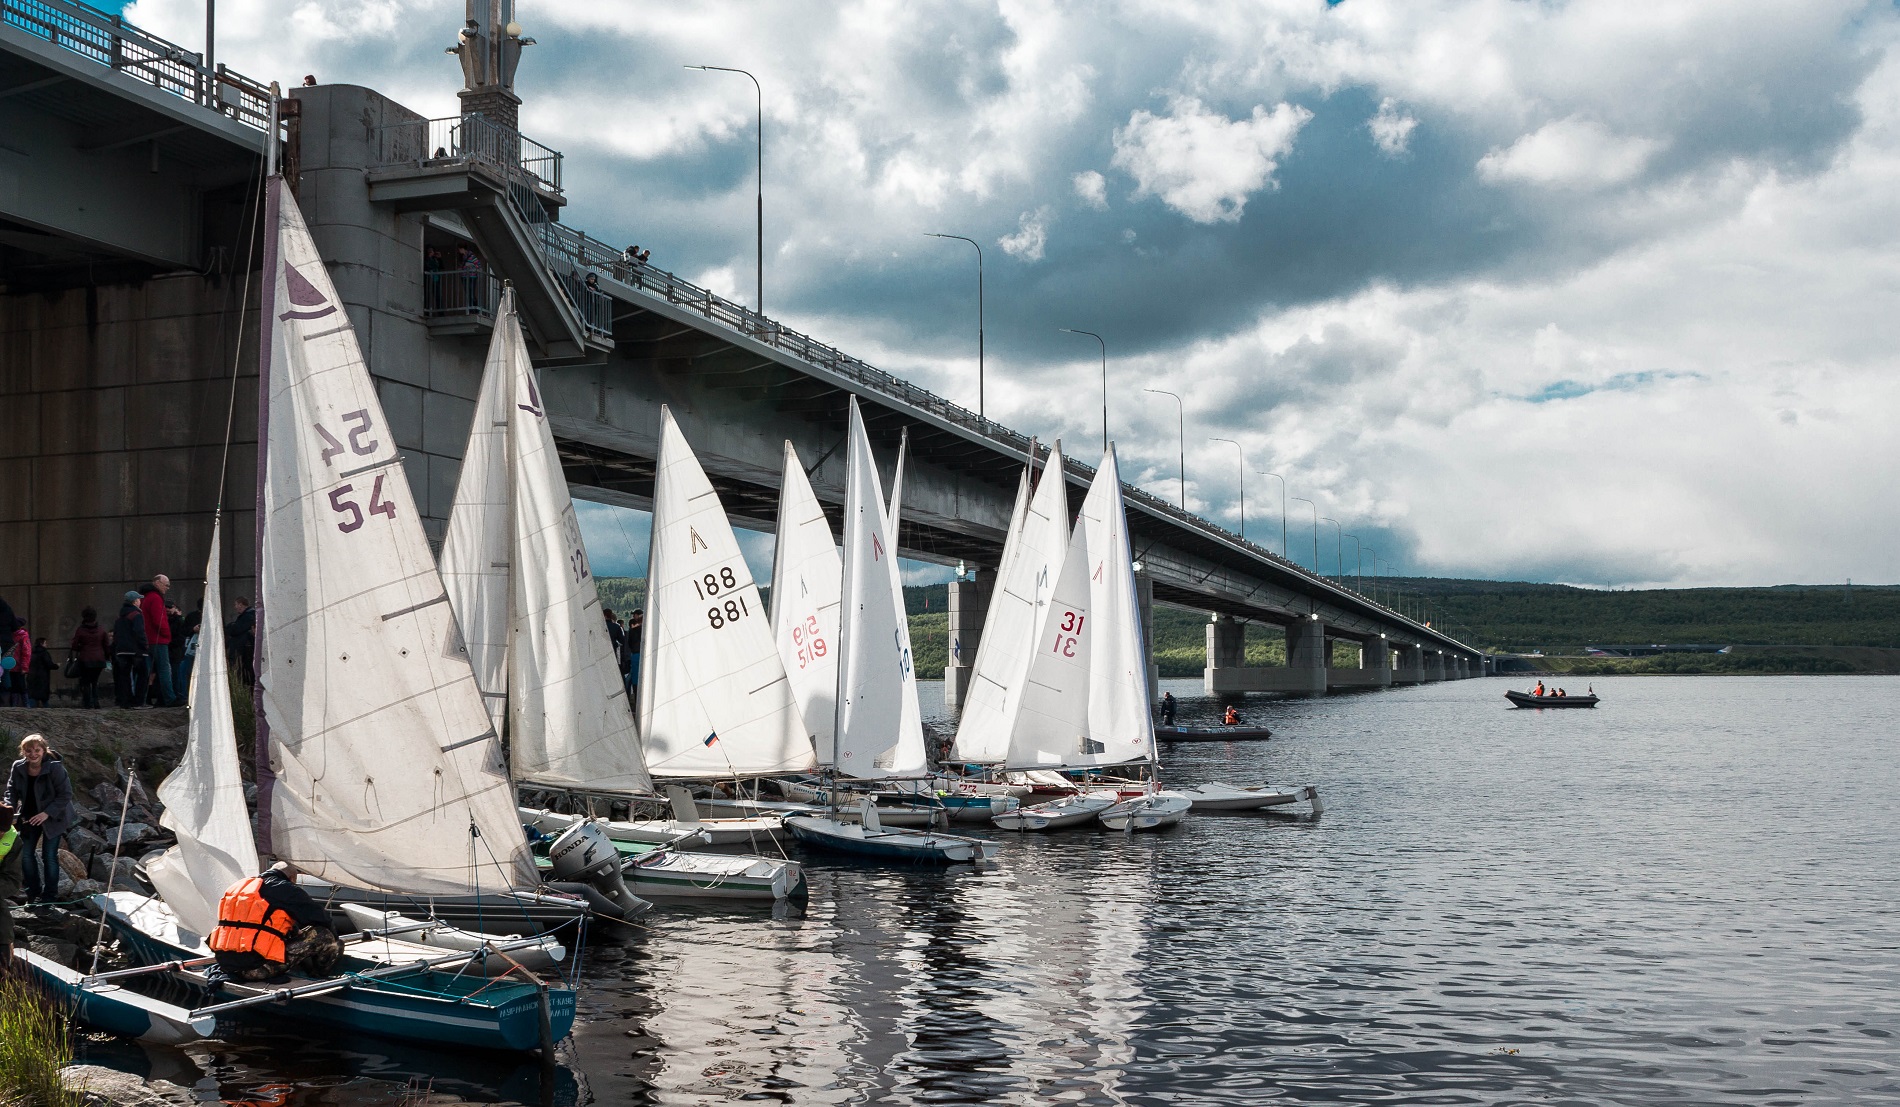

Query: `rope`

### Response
(86, 760, 139, 974)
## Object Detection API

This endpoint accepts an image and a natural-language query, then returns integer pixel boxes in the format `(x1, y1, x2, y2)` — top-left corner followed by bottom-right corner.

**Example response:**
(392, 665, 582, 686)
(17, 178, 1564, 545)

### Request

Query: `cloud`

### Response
(998, 206, 1051, 261)
(1073, 169, 1108, 209)
(1477, 118, 1663, 188)
(1111, 99, 1313, 223)
(1368, 98, 1417, 156)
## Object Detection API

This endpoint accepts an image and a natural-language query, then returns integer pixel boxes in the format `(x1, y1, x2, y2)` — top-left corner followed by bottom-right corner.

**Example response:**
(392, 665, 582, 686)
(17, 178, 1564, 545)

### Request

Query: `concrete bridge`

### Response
(0, 0, 1486, 700)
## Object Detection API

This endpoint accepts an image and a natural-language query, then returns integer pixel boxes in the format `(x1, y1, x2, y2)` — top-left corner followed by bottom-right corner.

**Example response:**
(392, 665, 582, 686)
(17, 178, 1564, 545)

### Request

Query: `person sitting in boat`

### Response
(1159, 692, 1178, 726)
(1223, 705, 1240, 726)
(1533, 680, 1546, 697)
(208, 862, 342, 984)
(1556, 688, 1567, 697)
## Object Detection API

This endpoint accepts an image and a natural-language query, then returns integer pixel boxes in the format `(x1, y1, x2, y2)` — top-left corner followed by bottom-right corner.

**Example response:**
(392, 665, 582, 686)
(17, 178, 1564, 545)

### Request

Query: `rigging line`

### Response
(211, 159, 267, 519)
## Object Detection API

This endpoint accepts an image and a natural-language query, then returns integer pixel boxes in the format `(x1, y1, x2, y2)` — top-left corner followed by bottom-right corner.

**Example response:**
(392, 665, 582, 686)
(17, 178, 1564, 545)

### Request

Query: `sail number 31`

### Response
(1050, 609, 1085, 656)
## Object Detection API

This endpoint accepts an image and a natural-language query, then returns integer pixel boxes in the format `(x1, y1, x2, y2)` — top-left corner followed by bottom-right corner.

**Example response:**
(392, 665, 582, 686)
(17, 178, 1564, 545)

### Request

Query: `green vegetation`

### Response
(0, 975, 81, 1107)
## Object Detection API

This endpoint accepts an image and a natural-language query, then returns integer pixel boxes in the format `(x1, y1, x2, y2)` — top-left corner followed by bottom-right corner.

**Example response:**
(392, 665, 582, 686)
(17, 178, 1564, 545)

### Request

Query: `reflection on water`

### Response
(75, 676, 1900, 1105)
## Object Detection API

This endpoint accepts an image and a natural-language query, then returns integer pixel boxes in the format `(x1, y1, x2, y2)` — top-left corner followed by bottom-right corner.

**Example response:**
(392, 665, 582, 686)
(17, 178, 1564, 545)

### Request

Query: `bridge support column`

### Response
(1203, 614, 1246, 691)
(1326, 633, 1392, 690)
(1284, 617, 1329, 697)
(1204, 615, 1327, 697)
(1424, 650, 1447, 681)
(940, 574, 994, 713)
(1135, 568, 1158, 701)
(1393, 644, 1425, 685)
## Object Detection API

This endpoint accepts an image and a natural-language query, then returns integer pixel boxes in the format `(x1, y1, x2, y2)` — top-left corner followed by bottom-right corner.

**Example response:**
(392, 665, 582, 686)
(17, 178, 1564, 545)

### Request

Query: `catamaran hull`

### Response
(993, 793, 1117, 831)
(297, 877, 609, 932)
(1099, 792, 1193, 831)
(335, 905, 567, 975)
(523, 807, 788, 848)
(1178, 783, 1321, 813)
(13, 949, 214, 1045)
(97, 895, 575, 1053)
(784, 816, 1000, 864)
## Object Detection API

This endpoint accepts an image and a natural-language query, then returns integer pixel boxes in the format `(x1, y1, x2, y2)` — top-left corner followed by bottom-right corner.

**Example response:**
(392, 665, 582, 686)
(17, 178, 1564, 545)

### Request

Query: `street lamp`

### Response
(1292, 496, 1319, 574)
(1321, 517, 1343, 585)
(1058, 328, 1108, 453)
(1144, 388, 1185, 510)
(1342, 533, 1362, 592)
(1258, 471, 1288, 561)
(686, 65, 763, 316)
(1210, 438, 1245, 541)
(926, 233, 984, 419)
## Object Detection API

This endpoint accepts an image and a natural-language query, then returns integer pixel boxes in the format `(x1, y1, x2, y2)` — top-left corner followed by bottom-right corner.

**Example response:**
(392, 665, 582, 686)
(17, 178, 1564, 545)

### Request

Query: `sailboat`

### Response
(981, 448, 1187, 831)
(439, 292, 799, 900)
(782, 397, 1000, 863)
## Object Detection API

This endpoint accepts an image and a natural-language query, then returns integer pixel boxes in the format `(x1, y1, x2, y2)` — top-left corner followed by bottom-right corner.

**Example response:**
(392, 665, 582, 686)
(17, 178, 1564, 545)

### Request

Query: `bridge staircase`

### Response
(364, 113, 610, 362)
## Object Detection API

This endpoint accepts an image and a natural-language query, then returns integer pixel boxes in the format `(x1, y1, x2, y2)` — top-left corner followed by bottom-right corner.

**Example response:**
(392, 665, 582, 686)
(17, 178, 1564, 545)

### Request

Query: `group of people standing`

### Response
(0, 579, 258, 711)
(604, 607, 644, 698)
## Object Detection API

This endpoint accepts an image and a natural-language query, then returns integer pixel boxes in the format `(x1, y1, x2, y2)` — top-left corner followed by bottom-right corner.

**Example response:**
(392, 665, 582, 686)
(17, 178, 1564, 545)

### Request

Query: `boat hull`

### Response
(1155, 725, 1274, 742)
(1099, 792, 1193, 831)
(623, 850, 804, 901)
(523, 807, 788, 848)
(1505, 691, 1599, 708)
(784, 816, 1000, 864)
(297, 876, 606, 931)
(1178, 783, 1316, 812)
(97, 894, 574, 1054)
(13, 949, 213, 1045)
(335, 905, 566, 975)
(993, 793, 1117, 831)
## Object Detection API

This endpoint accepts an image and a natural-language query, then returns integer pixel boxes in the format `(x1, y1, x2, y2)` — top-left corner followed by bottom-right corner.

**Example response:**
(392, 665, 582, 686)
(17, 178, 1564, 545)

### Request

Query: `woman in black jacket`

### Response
(3, 734, 74, 903)
(111, 592, 147, 708)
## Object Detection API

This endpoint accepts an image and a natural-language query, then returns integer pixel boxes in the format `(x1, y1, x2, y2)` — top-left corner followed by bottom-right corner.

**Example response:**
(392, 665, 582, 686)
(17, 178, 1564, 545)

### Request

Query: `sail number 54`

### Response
(329, 474, 397, 533)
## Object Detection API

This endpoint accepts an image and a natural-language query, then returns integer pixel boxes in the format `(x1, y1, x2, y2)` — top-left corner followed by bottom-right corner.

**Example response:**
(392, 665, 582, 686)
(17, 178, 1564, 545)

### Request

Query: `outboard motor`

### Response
(547, 820, 648, 921)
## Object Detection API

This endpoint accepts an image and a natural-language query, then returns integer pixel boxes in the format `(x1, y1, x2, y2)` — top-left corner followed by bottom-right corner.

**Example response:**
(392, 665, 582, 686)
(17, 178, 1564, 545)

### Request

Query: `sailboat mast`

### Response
(251, 85, 281, 849)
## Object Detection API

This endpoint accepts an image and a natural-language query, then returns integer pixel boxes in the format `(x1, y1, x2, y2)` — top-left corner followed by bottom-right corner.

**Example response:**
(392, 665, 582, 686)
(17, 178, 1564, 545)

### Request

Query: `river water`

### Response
(79, 675, 1900, 1105)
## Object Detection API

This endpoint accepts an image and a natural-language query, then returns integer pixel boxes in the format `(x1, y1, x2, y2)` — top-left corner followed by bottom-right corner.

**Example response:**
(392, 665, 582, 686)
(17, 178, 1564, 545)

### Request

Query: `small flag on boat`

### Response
(703, 731, 720, 747)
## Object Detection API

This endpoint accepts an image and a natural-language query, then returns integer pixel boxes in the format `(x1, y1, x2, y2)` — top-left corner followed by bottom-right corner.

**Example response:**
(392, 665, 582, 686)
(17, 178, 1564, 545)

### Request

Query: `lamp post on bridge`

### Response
(685, 64, 764, 317)
(1258, 471, 1288, 561)
(926, 233, 985, 420)
(1292, 496, 1320, 576)
(1342, 533, 1362, 593)
(1210, 438, 1245, 542)
(1058, 328, 1109, 453)
(1321, 517, 1344, 585)
(1144, 388, 1185, 510)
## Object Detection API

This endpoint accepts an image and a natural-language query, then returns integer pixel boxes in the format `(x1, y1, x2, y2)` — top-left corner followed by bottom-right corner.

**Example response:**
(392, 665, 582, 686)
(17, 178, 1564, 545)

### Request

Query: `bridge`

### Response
(0, 0, 1487, 700)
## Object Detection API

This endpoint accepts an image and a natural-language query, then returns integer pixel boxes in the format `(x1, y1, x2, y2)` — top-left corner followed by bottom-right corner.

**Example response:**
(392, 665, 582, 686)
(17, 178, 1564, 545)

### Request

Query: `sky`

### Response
(126, 0, 1900, 587)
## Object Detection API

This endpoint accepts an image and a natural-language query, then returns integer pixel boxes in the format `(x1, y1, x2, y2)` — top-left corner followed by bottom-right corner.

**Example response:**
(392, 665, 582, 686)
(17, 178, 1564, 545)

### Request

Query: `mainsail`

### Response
(1004, 509, 1097, 769)
(443, 289, 650, 793)
(258, 178, 534, 894)
(639, 409, 815, 777)
(146, 516, 259, 936)
(950, 448, 1070, 762)
(769, 441, 843, 749)
(1079, 447, 1157, 765)
(831, 397, 927, 778)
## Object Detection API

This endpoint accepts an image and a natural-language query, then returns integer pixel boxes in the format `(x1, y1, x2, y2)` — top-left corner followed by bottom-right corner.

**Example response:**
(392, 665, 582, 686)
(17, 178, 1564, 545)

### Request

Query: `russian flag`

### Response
(703, 731, 720, 747)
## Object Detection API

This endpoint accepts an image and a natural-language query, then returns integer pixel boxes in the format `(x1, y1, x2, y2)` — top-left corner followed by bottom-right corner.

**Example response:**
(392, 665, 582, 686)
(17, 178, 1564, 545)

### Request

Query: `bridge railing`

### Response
(370, 112, 563, 198)
(2, 0, 273, 130)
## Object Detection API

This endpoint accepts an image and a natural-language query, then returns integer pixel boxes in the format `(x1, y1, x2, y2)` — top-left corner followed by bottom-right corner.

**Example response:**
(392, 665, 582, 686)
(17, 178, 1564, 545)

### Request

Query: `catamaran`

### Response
(438, 292, 799, 900)
(782, 398, 1001, 863)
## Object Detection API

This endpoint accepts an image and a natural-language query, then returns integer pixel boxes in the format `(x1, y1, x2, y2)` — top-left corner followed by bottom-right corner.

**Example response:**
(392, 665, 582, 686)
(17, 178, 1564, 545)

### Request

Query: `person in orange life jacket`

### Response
(1223, 704, 1240, 726)
(208, 861, 342, 984)
(1533, 680, 1546, 697)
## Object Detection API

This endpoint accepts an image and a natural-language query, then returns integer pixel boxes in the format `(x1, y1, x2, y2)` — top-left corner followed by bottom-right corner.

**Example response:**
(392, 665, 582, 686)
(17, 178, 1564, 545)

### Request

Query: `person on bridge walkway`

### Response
(209, 862, 342, 984)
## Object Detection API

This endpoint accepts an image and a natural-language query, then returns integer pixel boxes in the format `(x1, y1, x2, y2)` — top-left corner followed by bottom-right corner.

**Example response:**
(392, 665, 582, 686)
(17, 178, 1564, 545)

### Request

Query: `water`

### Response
(78, 676, 1900, 1105)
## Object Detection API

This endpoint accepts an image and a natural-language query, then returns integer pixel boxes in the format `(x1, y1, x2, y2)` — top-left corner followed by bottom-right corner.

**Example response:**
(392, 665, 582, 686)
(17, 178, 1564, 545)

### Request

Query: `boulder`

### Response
(90, 781, 125, 808)
(67, 878, 105, 898)
(25, 934, 77, 967)
(57, 848, 87, 883)
(63, 824, 107, 863)
(106, 822, 154, 847)
(62, 1065, 188, 1107)
(88, 854, 139, 889)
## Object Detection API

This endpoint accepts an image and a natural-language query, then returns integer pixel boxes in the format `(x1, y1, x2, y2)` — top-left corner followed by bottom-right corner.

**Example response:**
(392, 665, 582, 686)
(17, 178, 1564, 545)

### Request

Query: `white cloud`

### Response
(1368, 97, 1417, 156)
(1073, 169, 1108, 209)
(998, 206, 1051, 261)
(1477, 118, 1663, 188)
(1111, 99, 1313, 223)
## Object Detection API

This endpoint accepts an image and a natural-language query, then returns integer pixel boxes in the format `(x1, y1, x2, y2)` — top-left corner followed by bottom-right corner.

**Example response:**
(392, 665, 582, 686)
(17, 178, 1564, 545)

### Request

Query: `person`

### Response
(0, 803, 20, 959)
(1532, 680, 1546, 697)
(141, 575, 180, 707)
(4, 735, 73, 905)
(424, 245, 444, 311)
(584, 272, 600, 292)
(112, 590, 148, 708)
(301, 74, 317, 86)
(177, 607, 202, 693)
(4, 621, 27, 706)
(1223, 704, 1240, 726)
(26, 636, 53, 708)
(70, 607, 109, 709)
(1556, 688, 1567, 697)
(1159, 691, 1178, 726)
(625, 609, 644, 697)
(603, 609, 625, 669)
(227, 596, 256, 687)
(208, 862, 342, 983)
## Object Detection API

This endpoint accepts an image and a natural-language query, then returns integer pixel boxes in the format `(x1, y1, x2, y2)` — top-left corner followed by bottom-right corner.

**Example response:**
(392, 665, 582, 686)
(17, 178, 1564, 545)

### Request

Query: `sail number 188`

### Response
(695, 566, 749, 630)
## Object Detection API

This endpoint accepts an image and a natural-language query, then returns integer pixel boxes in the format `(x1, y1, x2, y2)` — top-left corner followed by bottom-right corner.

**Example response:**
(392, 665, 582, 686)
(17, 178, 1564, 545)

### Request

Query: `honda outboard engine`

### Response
(547, 820, 648, 920)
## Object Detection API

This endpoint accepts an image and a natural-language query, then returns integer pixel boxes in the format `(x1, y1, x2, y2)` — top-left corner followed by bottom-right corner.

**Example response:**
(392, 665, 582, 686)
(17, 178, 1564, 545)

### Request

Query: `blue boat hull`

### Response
(13, 950, 213, 1045)
(784, 816, 999, 864)
(103, 911, 574, 1053)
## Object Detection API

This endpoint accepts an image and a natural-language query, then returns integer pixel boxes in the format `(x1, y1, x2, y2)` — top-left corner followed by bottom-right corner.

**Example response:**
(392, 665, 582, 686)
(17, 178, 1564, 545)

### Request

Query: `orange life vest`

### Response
(209, 876, 296, 963)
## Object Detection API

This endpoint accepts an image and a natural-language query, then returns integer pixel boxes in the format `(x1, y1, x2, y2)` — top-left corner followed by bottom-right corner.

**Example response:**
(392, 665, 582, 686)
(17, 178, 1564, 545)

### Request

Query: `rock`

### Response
(64, 824, 107, 863)
(90, 782, 125, 808)
(88, 855, 139, 888)
(25, 934, 77, 967)
(125, 804, 153, 825)
(105, 822, 154, 846)
(57, 848, 87, 882)
(68, 878, 105, 898)
(61, 1064, 187, 1107)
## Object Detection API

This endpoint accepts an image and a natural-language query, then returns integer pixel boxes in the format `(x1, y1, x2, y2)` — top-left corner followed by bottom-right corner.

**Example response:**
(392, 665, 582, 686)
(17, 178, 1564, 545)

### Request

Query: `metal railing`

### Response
(422, 269, 501, 322)
(1, 0, 273, 130)
(372, 112, 563, 197)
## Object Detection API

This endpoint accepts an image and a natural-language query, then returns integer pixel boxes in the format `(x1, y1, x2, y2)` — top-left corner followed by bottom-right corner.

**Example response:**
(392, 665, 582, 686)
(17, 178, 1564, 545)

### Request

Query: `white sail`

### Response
(258, 179, 535, 894)
(1003, 515, 1097, 769)
(496, 295, 651, 793)
(147, 516, 260, 936)
(639, 409, 815, 777)
(438, 290, 514, 733)
(1079, 447, 1157, 766)
(945, 464, 1028, 762)
(769, 441, 842, 750)
(831, 397, 927, 778)
(950, 448, 1071, 762)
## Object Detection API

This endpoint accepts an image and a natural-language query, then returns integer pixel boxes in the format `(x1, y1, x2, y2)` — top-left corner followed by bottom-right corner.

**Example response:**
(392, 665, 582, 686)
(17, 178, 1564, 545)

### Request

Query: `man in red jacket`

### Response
(139, 575, 179, 708)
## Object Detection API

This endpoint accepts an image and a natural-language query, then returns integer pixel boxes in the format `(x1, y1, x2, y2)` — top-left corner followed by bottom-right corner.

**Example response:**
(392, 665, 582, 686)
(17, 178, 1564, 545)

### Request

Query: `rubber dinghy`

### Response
(1506, 690, 1599, 708)
(787, 799, 999, 864)
(1155, 724, 1274, 742)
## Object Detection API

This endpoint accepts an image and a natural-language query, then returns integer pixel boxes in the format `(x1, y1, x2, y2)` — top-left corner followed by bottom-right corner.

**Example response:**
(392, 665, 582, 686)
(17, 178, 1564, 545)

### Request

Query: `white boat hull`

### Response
(1099, 791, 1193, 831)
(624, 850, 804, 900)
(522, 807, 788, 848)
(336, 904, 567, 975)
(1177, 782, 1323, 814)
(993, 792, 1118, 831)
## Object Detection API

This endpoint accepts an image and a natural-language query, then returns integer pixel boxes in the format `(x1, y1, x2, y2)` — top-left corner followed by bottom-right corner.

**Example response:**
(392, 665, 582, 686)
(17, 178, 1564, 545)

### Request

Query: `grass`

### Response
(0, 974, 82, 1107)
